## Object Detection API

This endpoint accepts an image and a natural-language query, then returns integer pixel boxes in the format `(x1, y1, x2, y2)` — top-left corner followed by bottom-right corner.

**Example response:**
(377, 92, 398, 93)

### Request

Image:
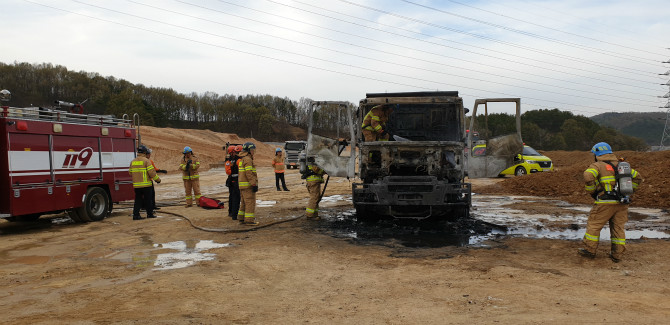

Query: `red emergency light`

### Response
(124, 129, 132, 137)
(16, 121, 28, 131)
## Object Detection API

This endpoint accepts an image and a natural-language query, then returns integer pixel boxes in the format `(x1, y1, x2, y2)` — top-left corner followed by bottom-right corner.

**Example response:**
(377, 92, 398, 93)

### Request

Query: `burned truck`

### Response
(353, 91, 471, 220)
(302, 93, 523, 221)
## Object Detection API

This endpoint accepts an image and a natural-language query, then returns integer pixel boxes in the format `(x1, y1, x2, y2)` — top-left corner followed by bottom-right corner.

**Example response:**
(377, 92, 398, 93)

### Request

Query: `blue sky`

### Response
(2, 0, 669, 116)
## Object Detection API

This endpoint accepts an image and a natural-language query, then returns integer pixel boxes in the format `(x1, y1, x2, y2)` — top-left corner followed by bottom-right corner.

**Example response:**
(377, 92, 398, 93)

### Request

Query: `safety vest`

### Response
(129, 154, 159, 188)
(180, 155, 200, 180)
(238, 153, 257, 189)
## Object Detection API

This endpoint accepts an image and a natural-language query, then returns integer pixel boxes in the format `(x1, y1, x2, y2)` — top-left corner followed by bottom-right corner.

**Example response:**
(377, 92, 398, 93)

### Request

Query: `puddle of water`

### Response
(257, 200, 277, 208)
(152, 240, 231, 271)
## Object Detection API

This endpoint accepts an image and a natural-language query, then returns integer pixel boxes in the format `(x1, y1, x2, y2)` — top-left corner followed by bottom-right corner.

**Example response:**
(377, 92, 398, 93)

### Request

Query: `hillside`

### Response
(140, 126, 277, 171)
(590, 112, 666, 146)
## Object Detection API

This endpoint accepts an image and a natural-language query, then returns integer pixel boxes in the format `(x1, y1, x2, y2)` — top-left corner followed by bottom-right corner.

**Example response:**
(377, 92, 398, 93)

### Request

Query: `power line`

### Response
(517, 0, 669, 53)
(399, 0, 661, 64)
(265, 0, 659, 89)
(147, 0, 657, 105)
(442, 0, 667, 58)
(22, 0, 661, 115)
(335, 0, 659, 75)
(72, 0, 648, 111)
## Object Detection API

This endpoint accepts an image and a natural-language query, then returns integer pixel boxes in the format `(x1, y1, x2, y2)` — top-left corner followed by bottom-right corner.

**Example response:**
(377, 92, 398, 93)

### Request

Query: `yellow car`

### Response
(472, 144, 554, 176)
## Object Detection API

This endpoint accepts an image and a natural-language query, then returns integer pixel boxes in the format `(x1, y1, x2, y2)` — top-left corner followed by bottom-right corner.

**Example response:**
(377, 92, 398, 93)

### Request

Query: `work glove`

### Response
(156, 178, 161, 184)
(157, 169, 168, 174)
(590, 192, 598, 200)
(380, 129, 387, 136)
(252, 185, 258, 192)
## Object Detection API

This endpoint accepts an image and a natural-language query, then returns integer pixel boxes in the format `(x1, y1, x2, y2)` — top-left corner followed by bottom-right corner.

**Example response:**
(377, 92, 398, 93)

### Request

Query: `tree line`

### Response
(0, 61, 649, 150)
(473, 109, 649, 151)
(0, 62, 354, 141)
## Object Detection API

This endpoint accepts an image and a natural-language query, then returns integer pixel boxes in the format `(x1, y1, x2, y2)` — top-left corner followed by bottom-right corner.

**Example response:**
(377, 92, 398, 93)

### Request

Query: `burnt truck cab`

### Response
(353, 91, 471, 220)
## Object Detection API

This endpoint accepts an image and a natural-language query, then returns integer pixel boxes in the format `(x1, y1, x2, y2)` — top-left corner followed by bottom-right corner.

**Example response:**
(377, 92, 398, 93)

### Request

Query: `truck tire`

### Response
(67, 209, 86, 223)
(76, 187, 110, 222)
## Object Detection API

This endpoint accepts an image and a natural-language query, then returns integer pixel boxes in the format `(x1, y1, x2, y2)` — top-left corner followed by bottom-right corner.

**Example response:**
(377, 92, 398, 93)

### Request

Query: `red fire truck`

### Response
(0, 90, 138, 222)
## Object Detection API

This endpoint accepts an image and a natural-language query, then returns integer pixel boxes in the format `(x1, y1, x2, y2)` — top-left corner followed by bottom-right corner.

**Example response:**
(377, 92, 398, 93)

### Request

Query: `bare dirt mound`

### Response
(476, 150, 670, 209)
(139, 126, 276, 171)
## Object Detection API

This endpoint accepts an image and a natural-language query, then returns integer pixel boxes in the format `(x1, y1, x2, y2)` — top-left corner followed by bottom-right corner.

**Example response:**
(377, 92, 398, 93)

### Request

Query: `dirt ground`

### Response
(1, 127, 669, 324)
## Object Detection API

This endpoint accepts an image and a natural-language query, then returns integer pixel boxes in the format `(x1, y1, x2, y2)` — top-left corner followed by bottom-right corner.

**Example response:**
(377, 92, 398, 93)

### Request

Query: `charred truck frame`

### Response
(354, 92, 471, 220)
(302, 92, 523, 221)
(303, 92, 471, 220)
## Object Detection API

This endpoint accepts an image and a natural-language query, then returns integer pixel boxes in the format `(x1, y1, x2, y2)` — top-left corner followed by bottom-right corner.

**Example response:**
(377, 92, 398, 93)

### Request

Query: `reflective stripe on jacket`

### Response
(129, 154, 159, 188)
(272, 156, 285, 173)
(583, 153, 642, 204)
(306, 164, 325, 183)
(361, 106, 389, 134)
(179, 155, 200, 180)
(238, 152, 257, 188)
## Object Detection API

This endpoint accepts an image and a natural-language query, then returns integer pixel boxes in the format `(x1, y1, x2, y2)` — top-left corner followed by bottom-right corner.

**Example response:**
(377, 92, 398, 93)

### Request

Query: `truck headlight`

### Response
(525, 160, 536, 164)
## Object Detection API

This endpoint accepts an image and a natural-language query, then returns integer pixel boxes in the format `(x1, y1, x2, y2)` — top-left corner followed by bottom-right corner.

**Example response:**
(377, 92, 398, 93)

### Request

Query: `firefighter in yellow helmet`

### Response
(579, 142, 642, 263)
(237, 142, 259, 225)
(361, 104, 393, 142)
(304, 157, 326, 220)
(129, 145, 161, 220)
(179, 146, 201, 207)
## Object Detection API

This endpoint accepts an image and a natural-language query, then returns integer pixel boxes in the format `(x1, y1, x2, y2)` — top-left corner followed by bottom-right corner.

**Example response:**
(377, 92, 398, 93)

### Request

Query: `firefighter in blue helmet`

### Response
(579, 142, 642, 263)
(179, 146, 201, 207)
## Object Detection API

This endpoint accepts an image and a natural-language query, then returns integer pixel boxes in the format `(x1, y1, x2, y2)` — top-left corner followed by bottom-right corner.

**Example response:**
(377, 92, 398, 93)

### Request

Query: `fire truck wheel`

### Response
(67, 209, 86, 223)
(76, 187, 110, 222)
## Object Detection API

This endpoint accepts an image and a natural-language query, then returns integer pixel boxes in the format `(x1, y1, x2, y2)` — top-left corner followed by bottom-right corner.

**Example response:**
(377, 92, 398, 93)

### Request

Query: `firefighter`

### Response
(237, 142, 259, 225)
(179, 146, 201, 207)
(305, 157, 326, 220)
(361, 104, 394, 142)
(579, 142, 642, 263)
(129, 145, 161, 220)
(273, 147, 290, 191)
(146, 148, 167, 211)
(225, 145, 243, 220)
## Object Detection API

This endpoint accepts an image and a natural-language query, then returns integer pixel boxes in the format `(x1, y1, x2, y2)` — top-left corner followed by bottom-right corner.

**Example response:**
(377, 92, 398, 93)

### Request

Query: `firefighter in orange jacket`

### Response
(579, 142, 642, 263)
(361, 104, 393, 141)
(273, 147, 290, 191)
(129, 145, 160, 220)
(179, 146, 201, 207)
(237, 142, 259, 225)
(305, 157, 326, 219)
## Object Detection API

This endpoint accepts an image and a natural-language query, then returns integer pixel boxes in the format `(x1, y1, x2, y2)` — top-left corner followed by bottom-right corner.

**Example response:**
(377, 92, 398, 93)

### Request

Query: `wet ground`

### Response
(311, 194, 670, 249)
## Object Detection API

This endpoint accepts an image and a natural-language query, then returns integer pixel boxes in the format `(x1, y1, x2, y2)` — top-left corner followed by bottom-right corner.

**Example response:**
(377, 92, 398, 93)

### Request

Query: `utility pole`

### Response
(660, 54, 670, 150)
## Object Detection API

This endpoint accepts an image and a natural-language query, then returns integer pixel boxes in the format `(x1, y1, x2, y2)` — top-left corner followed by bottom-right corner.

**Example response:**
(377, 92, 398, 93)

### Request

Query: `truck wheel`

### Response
(67, 209, 86, 223)
(76, 187, 110, 222)
(515, 166, 527, 176)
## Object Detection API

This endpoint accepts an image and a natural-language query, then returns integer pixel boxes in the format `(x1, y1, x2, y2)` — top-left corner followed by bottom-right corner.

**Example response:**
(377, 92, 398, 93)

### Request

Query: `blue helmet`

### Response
(183, 146, 193, 154)
(275, 147, 282, 153)
(591, 142, 612, 156)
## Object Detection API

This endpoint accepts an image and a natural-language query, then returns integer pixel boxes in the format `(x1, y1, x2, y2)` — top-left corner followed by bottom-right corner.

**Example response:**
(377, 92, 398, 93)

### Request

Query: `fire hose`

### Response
(115, 175, 330, 233)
